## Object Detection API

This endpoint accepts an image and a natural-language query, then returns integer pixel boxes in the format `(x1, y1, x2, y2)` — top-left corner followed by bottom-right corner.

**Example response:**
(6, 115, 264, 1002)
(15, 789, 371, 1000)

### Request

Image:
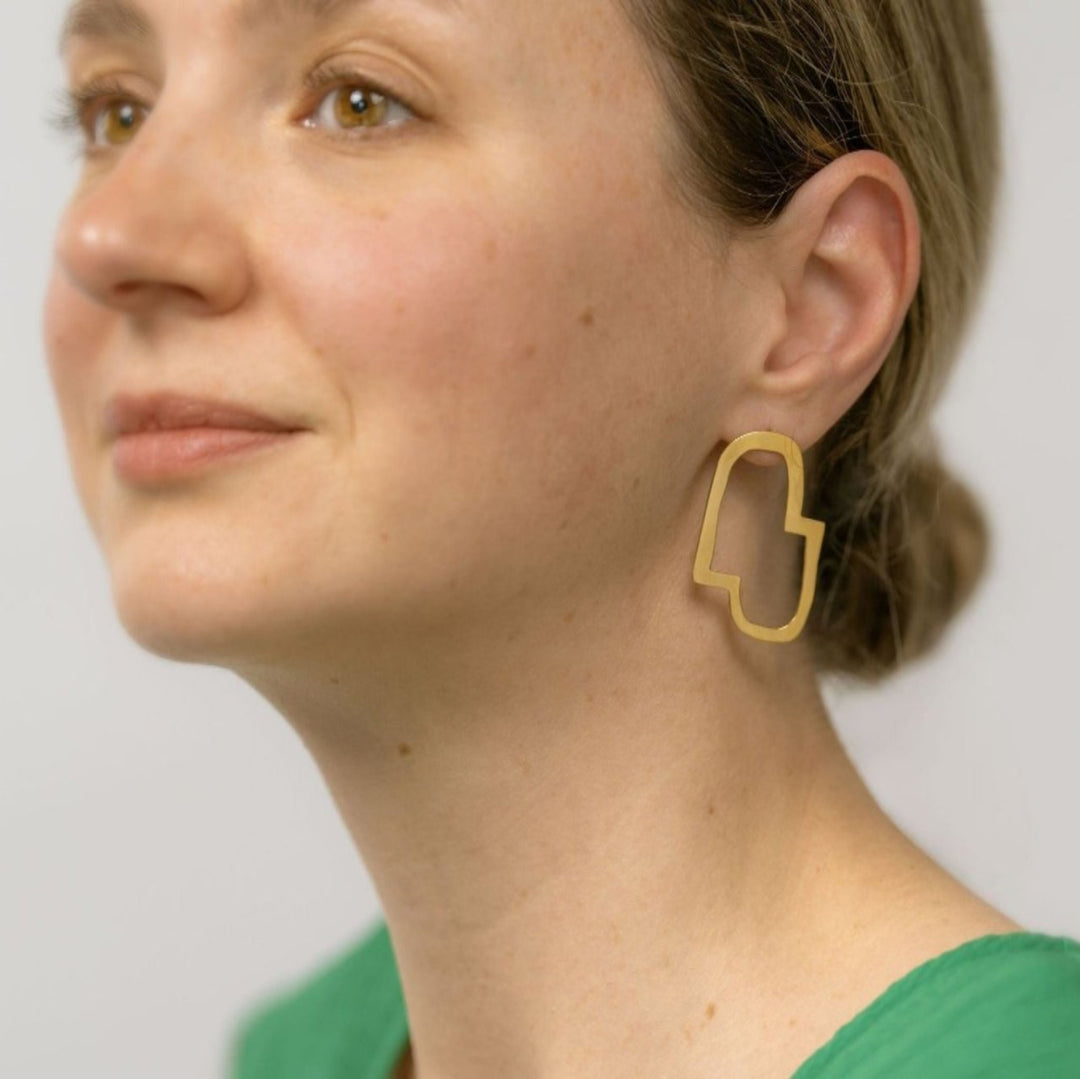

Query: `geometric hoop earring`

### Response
(692, 430, 825, 643)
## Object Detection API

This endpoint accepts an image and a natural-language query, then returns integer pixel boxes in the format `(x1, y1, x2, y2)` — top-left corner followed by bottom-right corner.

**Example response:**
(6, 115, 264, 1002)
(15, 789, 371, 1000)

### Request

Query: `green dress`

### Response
(227, 921, 1080, 1078)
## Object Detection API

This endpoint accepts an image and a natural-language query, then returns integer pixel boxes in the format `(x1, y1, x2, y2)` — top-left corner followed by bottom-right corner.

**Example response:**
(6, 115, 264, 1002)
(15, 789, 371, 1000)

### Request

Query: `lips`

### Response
(104, 391, 304, 438)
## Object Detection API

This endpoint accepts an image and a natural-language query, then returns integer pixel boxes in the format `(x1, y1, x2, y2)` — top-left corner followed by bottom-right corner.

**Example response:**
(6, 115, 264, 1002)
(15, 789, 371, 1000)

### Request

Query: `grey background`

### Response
(2, 3, 1077, 1076)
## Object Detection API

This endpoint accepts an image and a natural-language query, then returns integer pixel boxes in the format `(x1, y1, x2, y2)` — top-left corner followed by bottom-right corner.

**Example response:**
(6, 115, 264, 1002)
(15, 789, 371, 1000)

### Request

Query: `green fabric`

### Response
(792, 931, 1080, 1077)
(227, 922, 1080, 1078)
(227, 921, 408, 1079)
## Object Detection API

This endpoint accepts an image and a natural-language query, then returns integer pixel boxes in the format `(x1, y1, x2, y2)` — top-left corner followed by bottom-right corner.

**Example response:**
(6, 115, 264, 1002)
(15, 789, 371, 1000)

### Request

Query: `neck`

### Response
(238, 557, 894, 1078)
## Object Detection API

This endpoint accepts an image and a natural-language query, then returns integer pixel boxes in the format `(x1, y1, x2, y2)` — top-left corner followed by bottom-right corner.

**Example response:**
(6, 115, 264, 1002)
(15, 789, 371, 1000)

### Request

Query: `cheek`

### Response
(261, 166, 679, 530)
(41, 268, 112, 532)
(42, 268, 91, 423)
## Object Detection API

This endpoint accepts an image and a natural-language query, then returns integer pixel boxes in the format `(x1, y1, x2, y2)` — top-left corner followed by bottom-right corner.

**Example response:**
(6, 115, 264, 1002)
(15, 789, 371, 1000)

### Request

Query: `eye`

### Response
(300, 64, 417, 139)
(90, 99, 146, 148)
(47, 76, 149, 157)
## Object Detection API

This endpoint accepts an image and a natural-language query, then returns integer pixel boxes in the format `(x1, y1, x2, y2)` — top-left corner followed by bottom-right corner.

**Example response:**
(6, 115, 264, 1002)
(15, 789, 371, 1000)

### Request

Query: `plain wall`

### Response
(2, 2, 1077, 1076)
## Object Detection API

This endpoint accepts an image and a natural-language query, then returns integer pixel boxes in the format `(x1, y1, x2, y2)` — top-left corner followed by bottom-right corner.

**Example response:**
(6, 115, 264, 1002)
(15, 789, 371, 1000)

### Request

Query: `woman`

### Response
(44, 0, 1080, 1075)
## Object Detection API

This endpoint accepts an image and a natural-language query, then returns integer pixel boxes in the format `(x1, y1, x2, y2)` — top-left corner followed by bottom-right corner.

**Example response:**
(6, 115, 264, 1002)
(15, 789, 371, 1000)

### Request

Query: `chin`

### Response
(111, 584, 258, 667)
(106, 547, 298, 668)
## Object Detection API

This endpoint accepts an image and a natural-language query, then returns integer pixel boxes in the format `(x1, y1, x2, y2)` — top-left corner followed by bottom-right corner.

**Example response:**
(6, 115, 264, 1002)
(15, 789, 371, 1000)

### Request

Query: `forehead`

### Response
(58, 0, 464, 56)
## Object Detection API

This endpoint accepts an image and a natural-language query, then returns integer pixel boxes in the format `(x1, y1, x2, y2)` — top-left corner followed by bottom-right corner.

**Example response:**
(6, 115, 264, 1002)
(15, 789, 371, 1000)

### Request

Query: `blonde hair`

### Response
(619, 0, 1002, 683)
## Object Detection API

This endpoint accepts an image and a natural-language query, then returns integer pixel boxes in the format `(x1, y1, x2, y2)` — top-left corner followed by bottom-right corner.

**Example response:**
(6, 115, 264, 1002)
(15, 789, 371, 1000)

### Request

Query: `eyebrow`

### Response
(58, 0, 459, 58)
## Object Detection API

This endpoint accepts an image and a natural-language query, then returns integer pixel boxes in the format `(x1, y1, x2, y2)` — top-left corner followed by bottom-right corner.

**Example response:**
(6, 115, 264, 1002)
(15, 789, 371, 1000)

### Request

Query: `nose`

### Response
(52, 119, 253, 317)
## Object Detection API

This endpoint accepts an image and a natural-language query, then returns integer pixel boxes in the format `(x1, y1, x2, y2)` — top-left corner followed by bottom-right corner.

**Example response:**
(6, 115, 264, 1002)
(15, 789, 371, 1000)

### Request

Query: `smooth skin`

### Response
(45, 0, 1020, 1075)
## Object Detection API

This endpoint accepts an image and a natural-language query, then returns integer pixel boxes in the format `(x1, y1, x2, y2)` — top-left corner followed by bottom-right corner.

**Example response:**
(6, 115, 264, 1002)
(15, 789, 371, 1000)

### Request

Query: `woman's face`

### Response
(43, 0, 762, 667)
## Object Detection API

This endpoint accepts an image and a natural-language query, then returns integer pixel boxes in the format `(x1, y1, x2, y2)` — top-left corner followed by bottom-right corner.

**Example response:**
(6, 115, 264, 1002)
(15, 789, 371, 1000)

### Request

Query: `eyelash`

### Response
(46, 63, 418, 160)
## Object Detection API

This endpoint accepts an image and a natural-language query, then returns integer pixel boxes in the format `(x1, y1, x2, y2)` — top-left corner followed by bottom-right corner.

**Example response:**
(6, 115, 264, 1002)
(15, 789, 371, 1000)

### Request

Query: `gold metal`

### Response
(693, 431, 825, 643)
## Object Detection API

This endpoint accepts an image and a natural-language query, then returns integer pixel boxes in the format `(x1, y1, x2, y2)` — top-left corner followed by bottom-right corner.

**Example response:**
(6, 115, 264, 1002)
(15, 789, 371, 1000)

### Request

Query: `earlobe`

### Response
(751, 150, 921, 445)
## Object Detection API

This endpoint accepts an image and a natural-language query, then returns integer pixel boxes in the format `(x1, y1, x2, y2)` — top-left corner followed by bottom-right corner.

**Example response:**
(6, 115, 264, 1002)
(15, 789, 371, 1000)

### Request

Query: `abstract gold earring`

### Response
(693, 431, 825, 643)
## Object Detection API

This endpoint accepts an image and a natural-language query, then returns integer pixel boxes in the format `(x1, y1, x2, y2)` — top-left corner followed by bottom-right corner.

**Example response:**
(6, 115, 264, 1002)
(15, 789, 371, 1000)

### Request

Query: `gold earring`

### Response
(693, 431, 825, 643)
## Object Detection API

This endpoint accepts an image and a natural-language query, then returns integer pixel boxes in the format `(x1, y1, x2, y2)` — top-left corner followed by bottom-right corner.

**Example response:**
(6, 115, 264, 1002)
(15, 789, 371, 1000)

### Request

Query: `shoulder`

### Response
(794, 931, 1080, 1078)
(226, 920, 407, 1079)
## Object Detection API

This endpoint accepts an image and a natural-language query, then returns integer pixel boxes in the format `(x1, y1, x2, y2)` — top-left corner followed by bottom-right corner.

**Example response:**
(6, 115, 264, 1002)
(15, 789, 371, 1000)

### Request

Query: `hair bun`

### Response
(808, 447, 990, 683)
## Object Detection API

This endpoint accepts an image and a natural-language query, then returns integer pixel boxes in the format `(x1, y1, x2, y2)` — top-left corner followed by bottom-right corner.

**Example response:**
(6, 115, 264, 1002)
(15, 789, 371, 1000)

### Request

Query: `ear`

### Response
(726, 149, 921, 466)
